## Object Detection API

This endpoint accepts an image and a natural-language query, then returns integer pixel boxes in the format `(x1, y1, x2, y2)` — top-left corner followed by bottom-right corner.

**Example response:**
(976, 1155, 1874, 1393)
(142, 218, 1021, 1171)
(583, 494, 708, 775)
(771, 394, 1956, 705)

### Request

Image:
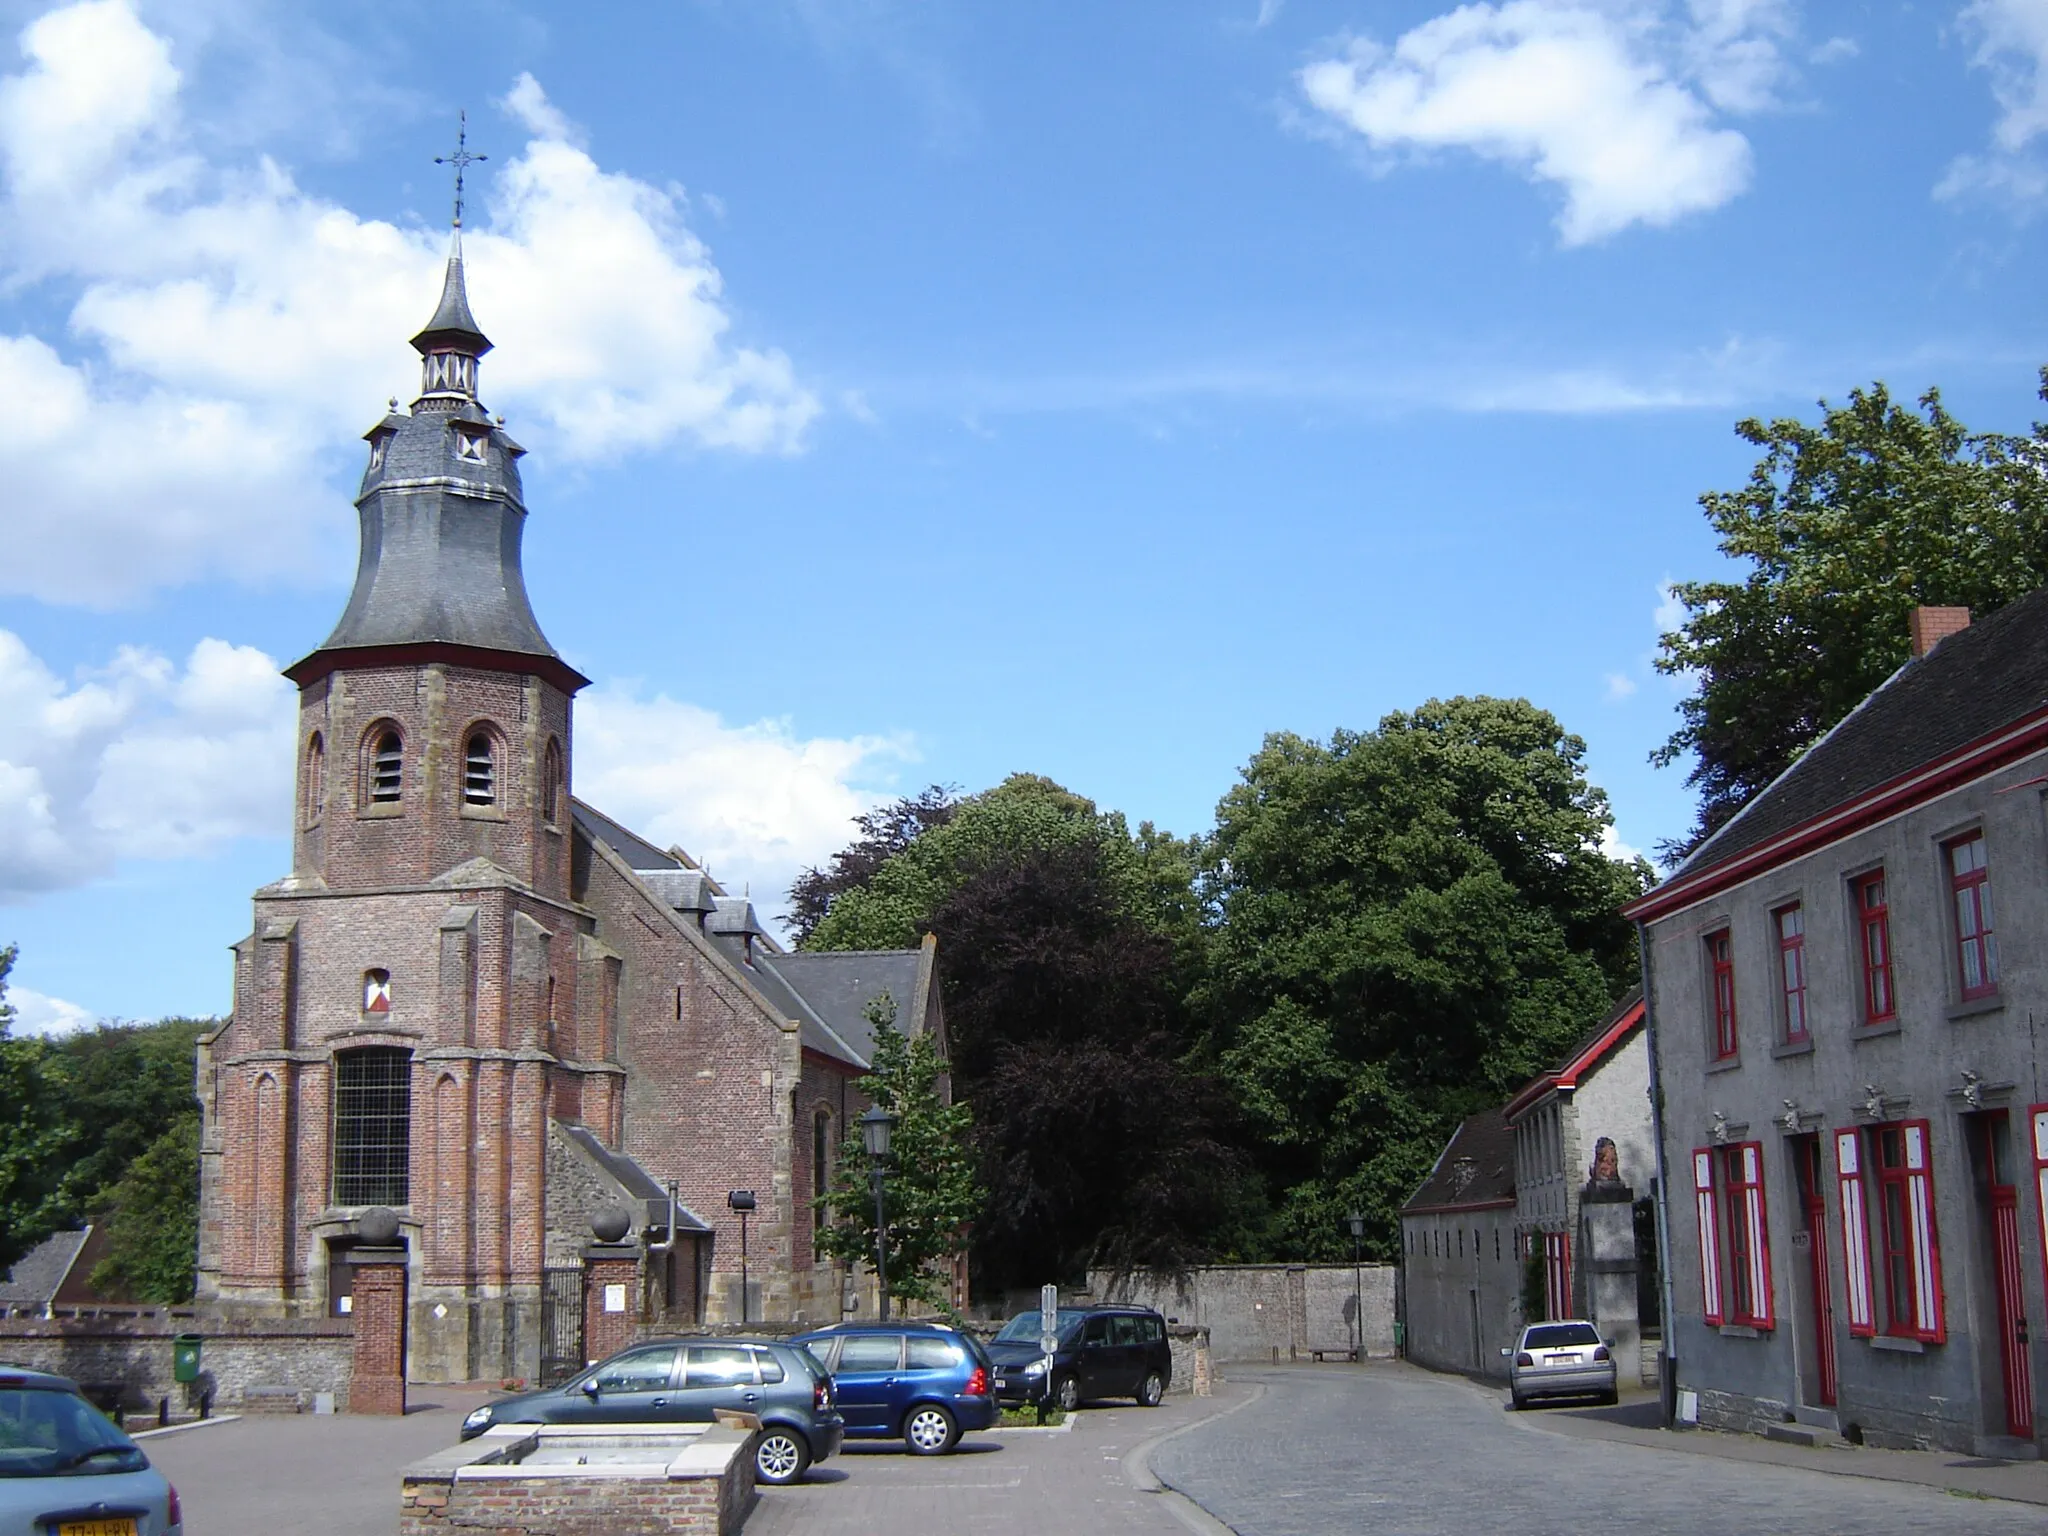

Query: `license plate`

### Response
(60, 1521, 137, 1536)
(1545, 1354, 1575, 1365)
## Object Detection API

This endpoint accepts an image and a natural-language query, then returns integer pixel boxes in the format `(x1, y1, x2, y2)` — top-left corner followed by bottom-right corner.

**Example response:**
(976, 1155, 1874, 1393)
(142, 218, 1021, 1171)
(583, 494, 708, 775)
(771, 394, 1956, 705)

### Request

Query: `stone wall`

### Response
(0, 1308, 353, 1414)
(1090, 1265, 1397, 1363)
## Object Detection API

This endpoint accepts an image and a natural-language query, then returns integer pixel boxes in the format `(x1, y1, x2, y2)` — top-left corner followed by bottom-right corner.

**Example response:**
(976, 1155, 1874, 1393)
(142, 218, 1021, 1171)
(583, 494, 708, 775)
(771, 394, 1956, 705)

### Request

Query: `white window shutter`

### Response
(1693, 1149, 1722, 1326)
(1834, 1130, 1874, 1337)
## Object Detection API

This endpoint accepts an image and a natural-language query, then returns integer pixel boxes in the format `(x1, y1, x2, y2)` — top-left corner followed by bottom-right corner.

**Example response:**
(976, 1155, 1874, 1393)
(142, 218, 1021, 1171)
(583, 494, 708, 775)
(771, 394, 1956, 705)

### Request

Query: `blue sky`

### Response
(4, 0, 2048, 1028)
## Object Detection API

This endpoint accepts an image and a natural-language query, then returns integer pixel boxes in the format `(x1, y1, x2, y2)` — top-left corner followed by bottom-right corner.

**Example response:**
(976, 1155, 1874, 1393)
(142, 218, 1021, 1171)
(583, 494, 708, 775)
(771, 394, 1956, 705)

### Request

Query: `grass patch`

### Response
(995, 1405, 1066, 1427)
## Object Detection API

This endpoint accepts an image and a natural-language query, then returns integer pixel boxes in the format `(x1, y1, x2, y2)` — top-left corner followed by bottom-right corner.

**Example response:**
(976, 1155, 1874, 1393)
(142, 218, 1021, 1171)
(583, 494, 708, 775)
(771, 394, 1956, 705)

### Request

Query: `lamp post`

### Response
(727, 1190, 756, 1324)
(861, 1105, 897, 1321)
(1347, 1211, 1366, 1360)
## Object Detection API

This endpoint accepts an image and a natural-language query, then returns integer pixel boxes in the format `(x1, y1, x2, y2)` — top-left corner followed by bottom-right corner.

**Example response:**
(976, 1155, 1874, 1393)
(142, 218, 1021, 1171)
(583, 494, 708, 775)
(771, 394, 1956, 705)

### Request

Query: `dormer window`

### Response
(463, 730, 496, 804)
(367, 435, 387, 471)
(368, 728, 403, 802)
(454, 427, 488, 465)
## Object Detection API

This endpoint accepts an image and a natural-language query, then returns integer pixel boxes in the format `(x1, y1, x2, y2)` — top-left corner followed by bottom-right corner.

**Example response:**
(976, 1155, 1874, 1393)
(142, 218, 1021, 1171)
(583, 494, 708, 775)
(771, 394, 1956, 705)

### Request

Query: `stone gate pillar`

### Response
(348, 1237, 409, 1416)
(582, 1237, 643, 1370)
(1579, 1181, 1640, 1383)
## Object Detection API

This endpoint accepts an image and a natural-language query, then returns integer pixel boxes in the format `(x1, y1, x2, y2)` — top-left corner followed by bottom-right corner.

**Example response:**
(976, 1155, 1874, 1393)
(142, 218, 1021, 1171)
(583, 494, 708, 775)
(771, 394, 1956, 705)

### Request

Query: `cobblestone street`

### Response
(1152, 1364, 2047, 1536)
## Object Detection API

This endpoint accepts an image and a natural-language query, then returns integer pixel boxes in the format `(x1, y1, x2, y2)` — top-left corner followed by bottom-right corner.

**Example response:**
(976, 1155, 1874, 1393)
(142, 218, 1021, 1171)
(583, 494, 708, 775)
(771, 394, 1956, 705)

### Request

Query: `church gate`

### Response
(539, 1268, 585, 1386)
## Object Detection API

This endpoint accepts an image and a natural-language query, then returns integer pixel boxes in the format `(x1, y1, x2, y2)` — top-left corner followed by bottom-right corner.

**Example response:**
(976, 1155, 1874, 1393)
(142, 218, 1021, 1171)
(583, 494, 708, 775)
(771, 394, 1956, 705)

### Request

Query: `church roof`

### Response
(573, 802, 685, 873)
(555, 1124, 711, 1235)
(767, 949, 929, 1067)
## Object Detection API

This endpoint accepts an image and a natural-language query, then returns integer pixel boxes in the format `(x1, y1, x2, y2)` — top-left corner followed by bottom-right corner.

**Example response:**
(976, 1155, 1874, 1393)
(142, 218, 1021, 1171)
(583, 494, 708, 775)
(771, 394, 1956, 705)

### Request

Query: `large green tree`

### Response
(1202, 697, 1648, 1259)
(1654, 377, 2048, 850)
(802, 774, 1243, 1290)
(815, 996, 981, 1311)
(0, 947, 67, 1274)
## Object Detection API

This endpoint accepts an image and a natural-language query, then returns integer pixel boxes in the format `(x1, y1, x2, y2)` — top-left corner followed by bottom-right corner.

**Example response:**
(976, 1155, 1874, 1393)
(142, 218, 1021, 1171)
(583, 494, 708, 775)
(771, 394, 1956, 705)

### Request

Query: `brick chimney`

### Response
(1910, 606, 1971, 659)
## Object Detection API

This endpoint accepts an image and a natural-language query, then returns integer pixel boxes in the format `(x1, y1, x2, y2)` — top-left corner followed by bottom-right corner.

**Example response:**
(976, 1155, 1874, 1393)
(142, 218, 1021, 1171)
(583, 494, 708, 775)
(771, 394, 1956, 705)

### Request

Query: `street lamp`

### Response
(727, 1190, 756, 1324)
(861, 1105, 897, 1321)
(1347, 1211, 1366, 1361)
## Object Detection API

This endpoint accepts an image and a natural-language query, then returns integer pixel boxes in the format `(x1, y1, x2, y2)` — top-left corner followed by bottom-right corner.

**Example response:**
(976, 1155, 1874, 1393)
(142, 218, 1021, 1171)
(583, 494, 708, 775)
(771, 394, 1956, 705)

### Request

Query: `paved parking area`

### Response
(746, 1392, 1241, 1536)
(137, 1383, 1239, 1535)
(138, 1387, 495, 1536)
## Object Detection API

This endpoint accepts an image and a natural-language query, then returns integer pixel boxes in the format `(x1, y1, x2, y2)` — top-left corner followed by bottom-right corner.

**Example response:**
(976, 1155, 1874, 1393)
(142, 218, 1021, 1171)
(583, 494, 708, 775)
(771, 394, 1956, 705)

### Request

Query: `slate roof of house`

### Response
(1657, 587, 2048, 894)
(1401, 1106, 1516, 1215)
(0, 1229, 88, 1307)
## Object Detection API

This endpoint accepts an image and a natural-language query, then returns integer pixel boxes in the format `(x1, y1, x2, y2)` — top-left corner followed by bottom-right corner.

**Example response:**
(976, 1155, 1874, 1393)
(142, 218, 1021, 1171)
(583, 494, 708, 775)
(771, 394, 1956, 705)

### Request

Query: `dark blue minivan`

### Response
(793, 1322, 998, 1454)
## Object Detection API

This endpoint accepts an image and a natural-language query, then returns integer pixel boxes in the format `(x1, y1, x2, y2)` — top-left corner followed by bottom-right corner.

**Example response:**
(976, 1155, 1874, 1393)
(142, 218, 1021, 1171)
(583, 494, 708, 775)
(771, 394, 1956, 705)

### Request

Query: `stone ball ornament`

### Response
(591, 1205, 633, 1244)
(358, 1206, 402, 1246)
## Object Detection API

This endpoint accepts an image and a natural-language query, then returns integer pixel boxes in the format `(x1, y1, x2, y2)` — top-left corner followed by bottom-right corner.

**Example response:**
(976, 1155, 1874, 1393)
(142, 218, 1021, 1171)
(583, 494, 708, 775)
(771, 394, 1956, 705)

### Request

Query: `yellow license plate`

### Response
(59, 1520, 136, 1536)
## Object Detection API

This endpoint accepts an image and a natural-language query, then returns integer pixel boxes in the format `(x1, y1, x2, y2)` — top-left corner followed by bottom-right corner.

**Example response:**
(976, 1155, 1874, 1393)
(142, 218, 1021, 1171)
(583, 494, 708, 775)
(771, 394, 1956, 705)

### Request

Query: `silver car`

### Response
(0, 1366, 182, 1536)
(1502, 1321, 1618, 1409)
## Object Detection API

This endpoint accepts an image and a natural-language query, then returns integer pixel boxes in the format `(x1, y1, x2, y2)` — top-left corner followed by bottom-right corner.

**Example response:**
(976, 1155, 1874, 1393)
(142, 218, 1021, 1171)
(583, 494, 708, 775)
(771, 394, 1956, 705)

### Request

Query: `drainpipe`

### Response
(1638, 919, 1681, 1429)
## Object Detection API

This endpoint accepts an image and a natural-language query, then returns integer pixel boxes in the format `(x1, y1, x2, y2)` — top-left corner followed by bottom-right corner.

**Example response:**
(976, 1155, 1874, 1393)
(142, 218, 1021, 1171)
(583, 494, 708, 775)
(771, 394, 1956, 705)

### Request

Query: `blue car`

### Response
(793, 1323, 998, 1455)
(0, 1366, 183, 1536)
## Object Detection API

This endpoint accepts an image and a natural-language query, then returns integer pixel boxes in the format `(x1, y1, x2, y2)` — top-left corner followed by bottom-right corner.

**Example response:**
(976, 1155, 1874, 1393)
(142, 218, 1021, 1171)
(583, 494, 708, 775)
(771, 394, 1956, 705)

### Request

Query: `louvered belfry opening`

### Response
(463, 730, 495, 804)
(370, 730, 403, 802)
(333, 1047, 412, 1206)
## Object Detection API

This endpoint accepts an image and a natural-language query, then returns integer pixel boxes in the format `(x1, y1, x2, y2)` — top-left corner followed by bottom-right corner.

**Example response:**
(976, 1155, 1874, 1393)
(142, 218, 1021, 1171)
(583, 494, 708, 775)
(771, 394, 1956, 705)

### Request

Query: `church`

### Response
(192, 222, 943, 1386)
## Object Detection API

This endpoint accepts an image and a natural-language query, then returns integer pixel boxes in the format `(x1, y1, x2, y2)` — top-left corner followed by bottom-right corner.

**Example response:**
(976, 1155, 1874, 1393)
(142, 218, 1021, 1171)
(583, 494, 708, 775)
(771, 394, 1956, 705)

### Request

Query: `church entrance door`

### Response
(540, 1268, 585, 1386)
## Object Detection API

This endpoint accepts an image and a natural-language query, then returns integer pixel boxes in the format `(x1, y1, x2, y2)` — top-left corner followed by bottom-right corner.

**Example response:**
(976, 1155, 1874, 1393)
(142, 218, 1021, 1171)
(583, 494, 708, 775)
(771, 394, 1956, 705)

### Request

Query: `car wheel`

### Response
(1136, 1372, 1164, 1407)
(1601, 1389, 1620, 1407)
(1054, 1374, 1082, 1413)
(1511, 1392, 1528, 1411)
(903, 1403, 958, 1455)
(754, 1428, 811, 1485)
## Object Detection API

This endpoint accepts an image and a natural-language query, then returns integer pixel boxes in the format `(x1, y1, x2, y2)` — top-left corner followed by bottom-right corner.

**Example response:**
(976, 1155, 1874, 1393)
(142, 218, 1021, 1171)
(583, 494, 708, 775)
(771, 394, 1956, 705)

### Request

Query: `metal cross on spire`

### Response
(434, 110, 487, 231)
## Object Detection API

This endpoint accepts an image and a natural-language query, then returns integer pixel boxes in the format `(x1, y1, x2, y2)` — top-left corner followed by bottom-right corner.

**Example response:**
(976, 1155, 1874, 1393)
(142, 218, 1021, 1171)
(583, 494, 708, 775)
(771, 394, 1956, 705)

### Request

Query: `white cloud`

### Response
(1653, 578, 1687, 635)
(1604, 671, 1639, 699)
(0, 629, 295, 901)
(1297, 0, 1797, 244)
(1940, 0, 2048, 204)
(573, 684, 916, 917)
(1599, 822, 1648, 865)
(7, 984, 94, 1036)
(1256, 0, 1286, 28)
(0, 1, 819, 608)
(1809, 35, 1857, 65)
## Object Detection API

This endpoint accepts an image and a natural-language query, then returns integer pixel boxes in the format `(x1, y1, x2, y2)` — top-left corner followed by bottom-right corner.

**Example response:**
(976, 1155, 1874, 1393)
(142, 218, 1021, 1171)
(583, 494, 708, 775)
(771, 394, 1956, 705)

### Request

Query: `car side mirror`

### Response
(581, 1379, 601, 1398)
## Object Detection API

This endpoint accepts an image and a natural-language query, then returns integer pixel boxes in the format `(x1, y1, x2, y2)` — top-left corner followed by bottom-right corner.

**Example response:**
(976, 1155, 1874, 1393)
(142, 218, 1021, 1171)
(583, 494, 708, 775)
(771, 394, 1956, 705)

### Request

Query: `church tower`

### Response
(197, 192, 623, 1384)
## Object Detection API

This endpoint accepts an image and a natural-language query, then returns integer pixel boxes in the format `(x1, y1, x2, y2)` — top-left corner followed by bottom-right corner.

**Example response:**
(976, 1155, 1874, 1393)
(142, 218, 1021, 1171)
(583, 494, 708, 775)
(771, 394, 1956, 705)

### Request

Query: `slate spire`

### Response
(282, 122, 585, 695)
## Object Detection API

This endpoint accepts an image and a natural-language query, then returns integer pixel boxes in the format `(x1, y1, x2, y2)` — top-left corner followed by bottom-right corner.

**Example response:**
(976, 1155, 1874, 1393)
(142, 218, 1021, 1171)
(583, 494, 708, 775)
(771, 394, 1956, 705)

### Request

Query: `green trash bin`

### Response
(1392, 1321, 1406, 1356)
(172, 1334, 202, 1384)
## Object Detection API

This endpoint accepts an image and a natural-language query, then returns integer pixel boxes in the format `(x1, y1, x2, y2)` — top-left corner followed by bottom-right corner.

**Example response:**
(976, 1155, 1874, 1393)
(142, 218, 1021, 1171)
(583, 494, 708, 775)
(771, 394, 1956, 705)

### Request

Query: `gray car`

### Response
(0, 1366, 183, 1536)
(1502, 1321, 1618, 1409)
(460, 1338, 844, 1485)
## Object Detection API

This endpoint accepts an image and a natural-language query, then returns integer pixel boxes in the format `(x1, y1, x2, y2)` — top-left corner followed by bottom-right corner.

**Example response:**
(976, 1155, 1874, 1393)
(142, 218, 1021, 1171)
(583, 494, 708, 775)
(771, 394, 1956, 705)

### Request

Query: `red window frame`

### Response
(1947, 833, 1998, 1001)
(2031, 1106, 2048, 1308)
(1774, 903, 1807, 1044)
(1871, 1120, 1946, 1342)
(1716, 1142, 1775, 1328)
(1707, 929, 1737, 1059)
(1855, 872, 1894, 1025)
(1833, 1129, 1875, 1337)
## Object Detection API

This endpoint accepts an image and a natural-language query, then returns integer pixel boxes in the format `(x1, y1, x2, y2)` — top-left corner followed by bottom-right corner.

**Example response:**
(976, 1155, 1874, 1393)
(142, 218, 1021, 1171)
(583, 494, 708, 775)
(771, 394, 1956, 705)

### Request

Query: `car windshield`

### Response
(0, 1388, 147, 1479)
(994, 1310, 1085, 1346)
(1524, 1323, 1601, 1348)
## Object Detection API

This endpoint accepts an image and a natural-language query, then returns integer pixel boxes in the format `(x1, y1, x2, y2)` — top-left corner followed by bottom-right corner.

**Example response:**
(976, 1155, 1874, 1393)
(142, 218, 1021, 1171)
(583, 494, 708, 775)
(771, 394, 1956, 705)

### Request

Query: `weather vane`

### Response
(435, 109, 487, 231)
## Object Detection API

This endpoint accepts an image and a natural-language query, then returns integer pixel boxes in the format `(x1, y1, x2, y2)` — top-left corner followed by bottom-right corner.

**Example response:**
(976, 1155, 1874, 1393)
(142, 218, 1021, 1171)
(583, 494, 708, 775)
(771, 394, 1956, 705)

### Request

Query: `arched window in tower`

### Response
(366, 727, 403, 803)
(332, 1046, 411, 1206)
(302, 732, 325, 827)
(542, 737, 564, 826)
(363, 969, 392, 1014)
(463, 729, 496, 805)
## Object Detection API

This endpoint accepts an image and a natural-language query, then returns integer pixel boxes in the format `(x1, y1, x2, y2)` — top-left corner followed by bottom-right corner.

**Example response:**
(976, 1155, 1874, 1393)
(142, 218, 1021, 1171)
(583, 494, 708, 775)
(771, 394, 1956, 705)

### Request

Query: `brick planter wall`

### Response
(401, 1426, 753, 1536)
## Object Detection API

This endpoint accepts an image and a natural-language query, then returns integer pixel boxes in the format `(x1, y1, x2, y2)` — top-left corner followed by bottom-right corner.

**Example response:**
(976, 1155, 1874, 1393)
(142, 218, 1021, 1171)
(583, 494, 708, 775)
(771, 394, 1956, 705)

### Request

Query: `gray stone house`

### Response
(1400, 1107, 1521, 1379)
(1629, 600, 2048, 1454)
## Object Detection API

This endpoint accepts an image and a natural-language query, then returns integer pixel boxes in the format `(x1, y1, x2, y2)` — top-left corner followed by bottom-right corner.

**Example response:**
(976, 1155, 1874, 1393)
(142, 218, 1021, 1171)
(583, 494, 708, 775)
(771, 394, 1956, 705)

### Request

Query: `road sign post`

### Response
(1037, 1283, 1060, 1420)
